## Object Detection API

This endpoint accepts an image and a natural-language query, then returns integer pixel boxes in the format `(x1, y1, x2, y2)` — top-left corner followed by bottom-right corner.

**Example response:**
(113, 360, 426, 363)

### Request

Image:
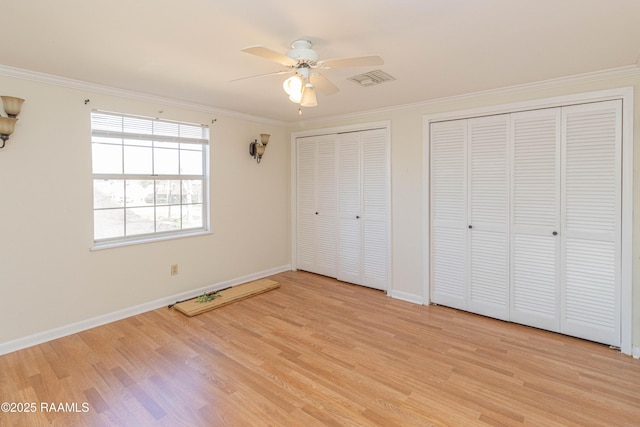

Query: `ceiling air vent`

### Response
(348, 70, 396, 87)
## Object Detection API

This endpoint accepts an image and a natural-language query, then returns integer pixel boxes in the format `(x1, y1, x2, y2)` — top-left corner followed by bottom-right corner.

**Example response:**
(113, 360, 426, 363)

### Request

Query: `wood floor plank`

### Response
(1, 270, 639, 426)
(174, 278, 280, 317)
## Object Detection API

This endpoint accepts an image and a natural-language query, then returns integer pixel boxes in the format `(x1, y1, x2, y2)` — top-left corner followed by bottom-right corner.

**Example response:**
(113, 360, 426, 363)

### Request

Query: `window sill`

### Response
(91, 229, 212, 251)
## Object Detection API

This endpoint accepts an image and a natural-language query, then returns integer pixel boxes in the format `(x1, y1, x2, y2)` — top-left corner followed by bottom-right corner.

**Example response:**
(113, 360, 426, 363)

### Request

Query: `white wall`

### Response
(292, 71, 640, 351)
(0, 74, 291, 350)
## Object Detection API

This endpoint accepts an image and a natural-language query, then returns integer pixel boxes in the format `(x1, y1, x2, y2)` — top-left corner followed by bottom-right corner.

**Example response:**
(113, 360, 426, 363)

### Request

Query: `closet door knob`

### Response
(553, 231, 558, 236)
(356, 216, 360, 219)
(315, 212, 318, 215)
(468, 225, 473, 229)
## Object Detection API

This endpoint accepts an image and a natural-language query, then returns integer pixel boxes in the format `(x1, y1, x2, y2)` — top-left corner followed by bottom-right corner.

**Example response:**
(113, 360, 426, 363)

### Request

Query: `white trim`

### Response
(620, 88, 634, 356)
(0, 64, 287, 127)
(423, 87, 633, 355)
(291, 121, 392, 138)
(633, 346, 640, 359)
(0, 265, 291, 356)
(4, 62, 637, 128)
(422, 118, 431, 306)
(91, 230, 213, 251)
(384, 124, 393, 294)
(290, 132, 299, 272)
(389, 290, 425, 305)
(424, 87, 634, 123)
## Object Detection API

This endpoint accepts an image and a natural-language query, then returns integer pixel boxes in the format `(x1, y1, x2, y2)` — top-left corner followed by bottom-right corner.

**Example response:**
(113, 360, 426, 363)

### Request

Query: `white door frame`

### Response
(423, 87, 634, 355)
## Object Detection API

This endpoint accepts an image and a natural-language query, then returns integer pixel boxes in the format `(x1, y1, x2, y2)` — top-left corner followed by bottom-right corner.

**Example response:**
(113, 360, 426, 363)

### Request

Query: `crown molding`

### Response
(0, 64, 288, 127)
(290, 64, 640, 126)
(3, 63, 638, 128)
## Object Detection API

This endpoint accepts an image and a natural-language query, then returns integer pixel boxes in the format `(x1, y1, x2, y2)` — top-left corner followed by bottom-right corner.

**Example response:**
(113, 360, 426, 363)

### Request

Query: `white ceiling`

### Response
(3, 0, 640, 122)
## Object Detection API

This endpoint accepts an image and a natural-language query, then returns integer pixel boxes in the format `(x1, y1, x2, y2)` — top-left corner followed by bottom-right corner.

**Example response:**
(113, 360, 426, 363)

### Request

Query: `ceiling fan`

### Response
(236, 39, 384, 110)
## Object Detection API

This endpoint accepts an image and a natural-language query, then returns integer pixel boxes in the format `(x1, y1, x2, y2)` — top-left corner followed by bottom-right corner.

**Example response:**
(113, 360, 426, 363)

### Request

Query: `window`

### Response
(91, 111, 209, 246)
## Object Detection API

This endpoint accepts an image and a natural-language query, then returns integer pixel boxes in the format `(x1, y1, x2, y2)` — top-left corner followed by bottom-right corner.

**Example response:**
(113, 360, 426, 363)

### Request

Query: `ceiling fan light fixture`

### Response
(283, 75, 303, 103)
(289, 94, 302, 104)
(300, 83, 318, 107)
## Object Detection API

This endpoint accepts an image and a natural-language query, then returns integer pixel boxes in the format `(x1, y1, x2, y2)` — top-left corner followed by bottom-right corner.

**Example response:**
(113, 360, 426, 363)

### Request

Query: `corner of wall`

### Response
(388, 290, 426, 305)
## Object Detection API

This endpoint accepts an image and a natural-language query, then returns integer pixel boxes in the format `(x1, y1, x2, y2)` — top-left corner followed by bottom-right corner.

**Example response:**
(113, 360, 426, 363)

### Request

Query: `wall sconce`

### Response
(0, 96, 25, 149)
(249, 133, 270, 163)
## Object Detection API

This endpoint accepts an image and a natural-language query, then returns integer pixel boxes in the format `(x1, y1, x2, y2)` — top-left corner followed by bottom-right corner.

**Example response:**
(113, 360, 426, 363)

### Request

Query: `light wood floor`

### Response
(1, 271, 639, 426)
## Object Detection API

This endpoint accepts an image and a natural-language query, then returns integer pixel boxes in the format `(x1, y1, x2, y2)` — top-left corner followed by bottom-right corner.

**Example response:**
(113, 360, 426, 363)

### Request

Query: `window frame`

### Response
(90, 110, 210, 249)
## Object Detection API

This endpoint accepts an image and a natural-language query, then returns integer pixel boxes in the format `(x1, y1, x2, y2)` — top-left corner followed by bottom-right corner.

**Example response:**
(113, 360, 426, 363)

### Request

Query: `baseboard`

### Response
(633, 346, 640, 359)
(388, 290, 425, 305)
(0, 264, 291, 356)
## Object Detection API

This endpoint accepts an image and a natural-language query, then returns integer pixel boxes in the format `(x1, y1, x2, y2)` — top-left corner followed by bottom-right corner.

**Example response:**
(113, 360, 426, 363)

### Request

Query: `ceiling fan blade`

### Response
(241, 45, 297, 66)
(310, 73, 339, 96)
(229, 69, 292, 82)
(318, 55, 384, 69)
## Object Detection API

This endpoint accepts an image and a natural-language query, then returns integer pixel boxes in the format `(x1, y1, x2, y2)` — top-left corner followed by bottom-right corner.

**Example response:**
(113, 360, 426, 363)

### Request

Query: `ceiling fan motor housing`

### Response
(286, 39, 319, 65)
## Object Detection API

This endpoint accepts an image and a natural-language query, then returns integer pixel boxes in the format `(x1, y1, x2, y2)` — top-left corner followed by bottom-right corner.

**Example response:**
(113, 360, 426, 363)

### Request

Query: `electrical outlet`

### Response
(170, 264, 178, 276)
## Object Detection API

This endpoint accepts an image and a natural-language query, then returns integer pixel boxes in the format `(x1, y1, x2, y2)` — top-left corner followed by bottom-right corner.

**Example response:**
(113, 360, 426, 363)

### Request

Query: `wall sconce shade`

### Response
(0, 96, 24, 149)
(250, 133, 270, 163)
(1, 96, 25, 118)
(0, 117, 17, 134)
(0, 117, 17, 148)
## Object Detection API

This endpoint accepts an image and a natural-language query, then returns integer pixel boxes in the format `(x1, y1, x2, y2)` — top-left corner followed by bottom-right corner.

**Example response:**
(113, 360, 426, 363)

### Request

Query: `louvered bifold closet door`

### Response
(467, 115, 510, 320)
(337, 132, 363, 285)
(561, 100, 622, 346)
(315, 136, 338, 277)
(296, 137, 317, 273)
(296, 135, 337, 277)
(337, 128, 389, 290)
(430, 120, 468, 310)
(510, 108, 561, 331)
(361, 129, 389, 290)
